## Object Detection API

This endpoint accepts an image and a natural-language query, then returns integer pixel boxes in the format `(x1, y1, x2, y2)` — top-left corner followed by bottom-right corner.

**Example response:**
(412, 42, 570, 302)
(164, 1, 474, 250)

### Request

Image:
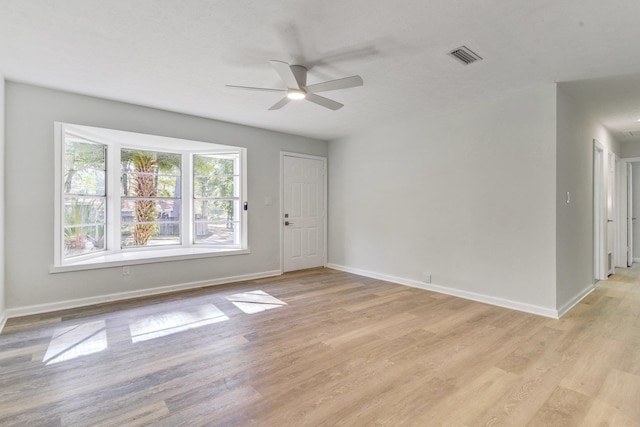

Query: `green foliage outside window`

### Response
(121, 150, 181, 247)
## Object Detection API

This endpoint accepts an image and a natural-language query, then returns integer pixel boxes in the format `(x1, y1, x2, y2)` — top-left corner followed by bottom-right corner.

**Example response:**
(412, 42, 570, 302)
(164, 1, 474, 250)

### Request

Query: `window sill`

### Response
(50, 247, 250, 273)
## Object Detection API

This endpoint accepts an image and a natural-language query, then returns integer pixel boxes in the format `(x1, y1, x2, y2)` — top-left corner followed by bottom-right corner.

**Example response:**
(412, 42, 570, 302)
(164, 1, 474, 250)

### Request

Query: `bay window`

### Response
(54, 123, 248, 270)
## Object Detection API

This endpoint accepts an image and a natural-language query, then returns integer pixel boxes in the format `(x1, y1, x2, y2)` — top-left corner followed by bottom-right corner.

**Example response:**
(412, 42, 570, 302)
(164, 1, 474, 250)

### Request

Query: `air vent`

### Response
(620, 129, 640, 140)
(448, 46, 483, 65)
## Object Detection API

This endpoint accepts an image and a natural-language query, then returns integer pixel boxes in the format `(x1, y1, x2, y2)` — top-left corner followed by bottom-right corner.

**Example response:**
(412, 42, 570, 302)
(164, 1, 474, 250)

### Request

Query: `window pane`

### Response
(193, 154, 238, 198)
(194, 200, 239, 245)
(64, 196, 106, 258)
(121, 172, 182, 198)
(194, 200, 236, 222)
(65, 196, 106, 224)
(64, 138, 105, 196)
(194, 175, 238, 198)
(193, 153, 241, 246)
(121, 150, 181, 197)
(121, 199, 180, 247)
(120, 150, 181, 248)
(194, 221, 240, 245)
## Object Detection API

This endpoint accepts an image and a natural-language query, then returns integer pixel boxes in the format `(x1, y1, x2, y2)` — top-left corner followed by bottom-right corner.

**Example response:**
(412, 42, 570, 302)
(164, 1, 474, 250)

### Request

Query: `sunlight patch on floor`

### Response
(129, 304, 229, 343)
(43, 320, 108, 365)
(226, 290, 287, 314)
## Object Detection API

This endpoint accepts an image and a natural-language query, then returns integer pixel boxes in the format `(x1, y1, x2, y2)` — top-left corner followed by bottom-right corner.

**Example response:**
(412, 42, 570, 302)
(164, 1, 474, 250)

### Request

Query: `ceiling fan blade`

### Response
(226, 85, 285, 92)
(268, 96, 291, 110)
(305, 93, 344, 110)
(306, 75, 364, 93)
(270, 60, 301, 89)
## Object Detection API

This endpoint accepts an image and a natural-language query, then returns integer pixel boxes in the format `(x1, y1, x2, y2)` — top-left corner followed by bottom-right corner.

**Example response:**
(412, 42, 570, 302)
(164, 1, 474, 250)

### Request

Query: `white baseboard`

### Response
(556, 284, 594, 318)
(3, 270, 282, 321)
(327, 263, 560, 319)
(633, 258, 640, 263)
(0, 310, 7, 333)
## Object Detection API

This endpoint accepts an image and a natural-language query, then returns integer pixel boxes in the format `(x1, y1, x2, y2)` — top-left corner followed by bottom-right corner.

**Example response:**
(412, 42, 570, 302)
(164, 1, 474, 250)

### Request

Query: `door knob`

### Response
(285, 221, 294, 226)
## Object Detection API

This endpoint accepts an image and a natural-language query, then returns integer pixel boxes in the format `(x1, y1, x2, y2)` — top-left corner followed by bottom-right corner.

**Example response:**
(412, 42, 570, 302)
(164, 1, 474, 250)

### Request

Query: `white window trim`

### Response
(49, 247, 251, 273)
(52, 123, 248, 273)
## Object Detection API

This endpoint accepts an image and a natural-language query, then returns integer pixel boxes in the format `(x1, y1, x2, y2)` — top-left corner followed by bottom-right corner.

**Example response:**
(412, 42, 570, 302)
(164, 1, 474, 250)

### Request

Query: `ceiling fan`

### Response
(226, 60, 363, 111)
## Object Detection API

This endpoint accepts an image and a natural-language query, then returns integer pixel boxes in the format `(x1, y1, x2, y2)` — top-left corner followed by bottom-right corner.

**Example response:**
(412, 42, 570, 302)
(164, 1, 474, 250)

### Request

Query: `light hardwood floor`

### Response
(1, 267, 639, 426)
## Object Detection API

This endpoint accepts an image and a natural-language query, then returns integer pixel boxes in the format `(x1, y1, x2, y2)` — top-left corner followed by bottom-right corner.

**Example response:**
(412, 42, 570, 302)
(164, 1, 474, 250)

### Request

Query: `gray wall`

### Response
(328, 84, 558, 312)
(555, 85, 620, 311)
(5, 82, 327, 309)
(619, 142, 640, 159)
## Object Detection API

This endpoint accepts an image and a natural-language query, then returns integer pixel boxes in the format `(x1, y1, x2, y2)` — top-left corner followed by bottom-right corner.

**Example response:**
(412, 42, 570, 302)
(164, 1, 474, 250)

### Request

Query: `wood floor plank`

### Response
(418, 366, 521, 426)
(476, 351, 566, 426)
(527, 385, 592, 426)
(82, 400, 171, 427)
(559, 336, 624, 397)
(596, 368, 640, 421)
(580, 399, 640, 427)
(1, 266, 640, 425)
(495, 326, 563, 375)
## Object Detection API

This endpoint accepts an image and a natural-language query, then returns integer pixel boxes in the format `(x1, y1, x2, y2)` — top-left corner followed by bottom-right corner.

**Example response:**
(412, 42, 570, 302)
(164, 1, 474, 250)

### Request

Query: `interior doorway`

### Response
(594, 140, 606, 281)
(627, 160, 640, 263)
(281, 153, 327, 272)
(615, 156, 631, 268)
(607, 152, 615, 275)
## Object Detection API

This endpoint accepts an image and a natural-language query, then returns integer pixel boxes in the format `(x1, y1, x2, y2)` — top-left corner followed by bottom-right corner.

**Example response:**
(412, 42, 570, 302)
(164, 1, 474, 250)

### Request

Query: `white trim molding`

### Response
(3, 270, 281, 322)
(327, 263, 560, 319)
(556, 284, 595, 318)
(0, 310, 7, 333)
(50, 248, 251, 273)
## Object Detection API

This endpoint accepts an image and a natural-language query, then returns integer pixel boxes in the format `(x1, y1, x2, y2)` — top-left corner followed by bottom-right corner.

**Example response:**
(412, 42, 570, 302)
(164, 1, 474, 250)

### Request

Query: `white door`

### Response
(283, 155, 325, 272)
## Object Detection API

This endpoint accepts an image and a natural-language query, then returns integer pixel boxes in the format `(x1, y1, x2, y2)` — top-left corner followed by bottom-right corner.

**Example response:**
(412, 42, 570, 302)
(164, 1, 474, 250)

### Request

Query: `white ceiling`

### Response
(2, 0, 640, 141)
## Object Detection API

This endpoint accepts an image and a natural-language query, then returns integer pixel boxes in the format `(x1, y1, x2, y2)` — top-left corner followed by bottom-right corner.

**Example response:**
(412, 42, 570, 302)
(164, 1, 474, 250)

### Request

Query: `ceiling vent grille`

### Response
(620, 129, 640, 140)
(448, 46, 483, 65)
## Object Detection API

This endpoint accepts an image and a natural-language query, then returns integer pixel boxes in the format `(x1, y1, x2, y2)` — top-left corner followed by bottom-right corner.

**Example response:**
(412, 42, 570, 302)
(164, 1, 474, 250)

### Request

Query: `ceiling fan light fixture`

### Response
(287, 90, 306, 100)
(227, 60, 362, 110)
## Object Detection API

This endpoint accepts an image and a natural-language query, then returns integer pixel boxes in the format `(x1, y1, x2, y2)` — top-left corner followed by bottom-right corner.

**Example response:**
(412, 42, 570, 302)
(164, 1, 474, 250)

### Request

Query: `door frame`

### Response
(280, 151, 328, 273)
(607, 151, 616, 276)
(628, 162, 633, 266)
(594, 139, 606, 281)
(615, 155, 627, 268)
(622, 157, 640, 263)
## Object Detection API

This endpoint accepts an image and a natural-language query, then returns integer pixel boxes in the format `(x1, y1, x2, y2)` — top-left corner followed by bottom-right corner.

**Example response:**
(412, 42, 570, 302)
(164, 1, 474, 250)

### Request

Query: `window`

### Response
(63, 136, 107, 258)
(54, 123, 248, 269)
(121, 149, 182, 248)
(193, 153, 241, 245)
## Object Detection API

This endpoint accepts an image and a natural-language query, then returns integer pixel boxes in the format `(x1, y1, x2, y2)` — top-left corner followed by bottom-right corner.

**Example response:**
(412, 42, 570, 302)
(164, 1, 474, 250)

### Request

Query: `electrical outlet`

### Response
(122, 266, 130, 276)
(423, 273, 431, 284)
